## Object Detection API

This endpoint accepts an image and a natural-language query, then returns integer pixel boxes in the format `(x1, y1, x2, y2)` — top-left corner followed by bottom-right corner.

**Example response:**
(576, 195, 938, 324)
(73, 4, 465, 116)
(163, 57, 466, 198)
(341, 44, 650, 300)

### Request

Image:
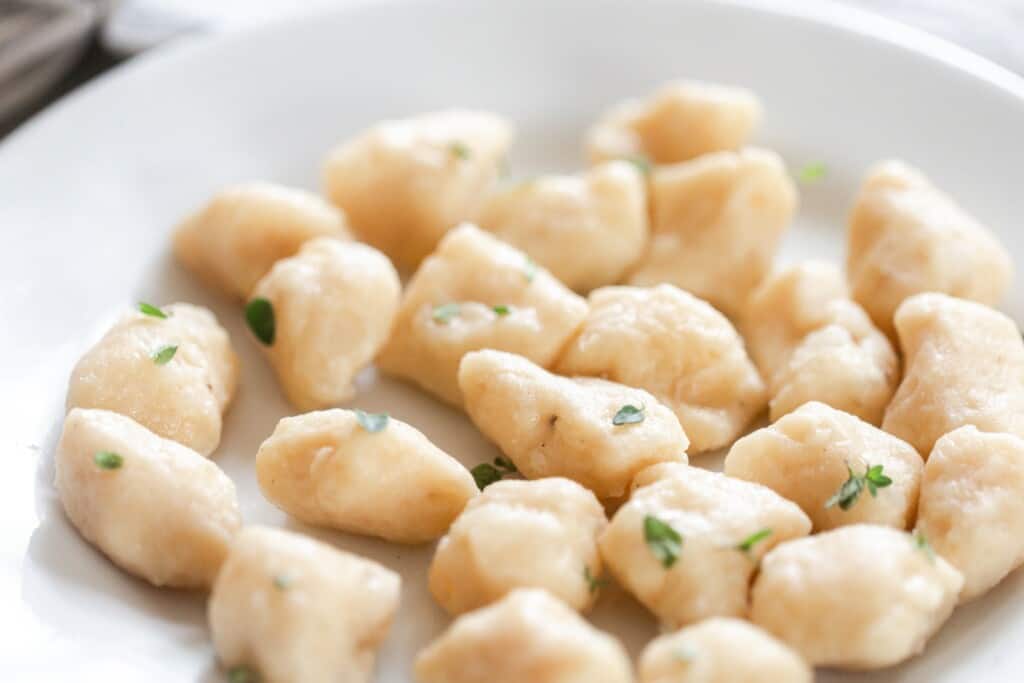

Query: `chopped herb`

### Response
(797, 162, 827, 183)
(492, 304, 511, 316)
(623, 154, 652, 176)
(432, 302, 460, 324)
(152, 344, 178, 365)
(471, 456, 519, 490)
(227, 666, 258, 683)
(273, 575, 291, 590)
(643, 515, 683, 568)
(583, 566, 608, 594)
(449, 141, 471, 160)
(94, 451, 123, 470)
(354, 409, 388, 433)
(524, 257, 538, 283)
(913, 530, 935, 562)
(245, 297, 275, 346)
(138, 302, 168, 319)
(612, 404, 645, 426)
(736, 528, 773, 555)
(825, 464, 893, 511)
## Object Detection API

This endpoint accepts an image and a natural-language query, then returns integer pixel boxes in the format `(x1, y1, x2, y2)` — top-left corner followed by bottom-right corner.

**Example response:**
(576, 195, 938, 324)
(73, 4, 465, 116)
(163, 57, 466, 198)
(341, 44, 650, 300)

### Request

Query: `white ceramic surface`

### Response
(2, 1, 1023, 681)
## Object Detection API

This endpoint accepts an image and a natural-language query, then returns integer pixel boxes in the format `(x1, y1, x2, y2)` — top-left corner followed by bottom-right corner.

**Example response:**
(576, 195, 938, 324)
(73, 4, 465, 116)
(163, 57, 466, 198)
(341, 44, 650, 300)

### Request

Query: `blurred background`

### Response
(3, 0, 1024, 139)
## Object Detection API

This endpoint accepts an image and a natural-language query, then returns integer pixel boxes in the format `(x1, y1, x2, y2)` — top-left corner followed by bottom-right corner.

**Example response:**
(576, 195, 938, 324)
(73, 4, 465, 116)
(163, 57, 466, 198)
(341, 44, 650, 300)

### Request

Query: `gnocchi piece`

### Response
(476, 161, 648, 292)
(173, 182, 350, 300)
(725, 402, 923, 531)
(639, 617, 812, 683)
(847, 160, 1012, 338)
(555, 284, 766, 453)
(66, 302, 239, 456)
(917, 426, 1024, 602)
(55, 408, 241, 588)
(599, 462, 811, 628)
(256, 409, 477, 544)
(459, 349, 689, 499)
(377, 224, 588, 406)
(750, 524, 963, 669)
(209, 526, 401, 683)
(429, 478, 606, 615)
(414, 588, 633, 683)
(248, 238, 401, 410)
(883, 292, 1024, 455)
(628, 148, 797, 318)
(586, 80, 762, 165)
(323, 109, 513, 270)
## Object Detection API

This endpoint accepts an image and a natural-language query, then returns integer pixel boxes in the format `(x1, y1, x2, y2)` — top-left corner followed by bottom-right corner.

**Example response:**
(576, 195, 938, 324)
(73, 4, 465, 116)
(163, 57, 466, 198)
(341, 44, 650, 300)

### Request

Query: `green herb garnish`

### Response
(152, 344, 178, 365)
(138, 302, 168, 319)
(797, 162, 827, 183)
(735, 528, 772, 555)
(449, 141, 471, 160)
(245, 297, 275, 346)
(227, 666, 258, 683)
(644, 514, 683, 568)
(913, 530, 935, 562)
(471, 456, 518, 490)
(524, 257, 538, 283)
(354, 409, 388, 433)
(273, 574, 291, 590)
(432, 302, 460, 324)
(94, 451, 123, 470)
(825, 464, 893, 511)
(583, 566, 608, 594)
(624, 154, 652, 176)
(612, 404, 645, 426)
(492, 304, 511, 316)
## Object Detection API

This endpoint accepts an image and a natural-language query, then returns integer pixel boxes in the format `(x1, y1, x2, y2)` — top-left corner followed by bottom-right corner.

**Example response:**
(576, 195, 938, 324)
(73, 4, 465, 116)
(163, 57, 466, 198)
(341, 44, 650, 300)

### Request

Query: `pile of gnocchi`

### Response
(55, 79, 1024, 682)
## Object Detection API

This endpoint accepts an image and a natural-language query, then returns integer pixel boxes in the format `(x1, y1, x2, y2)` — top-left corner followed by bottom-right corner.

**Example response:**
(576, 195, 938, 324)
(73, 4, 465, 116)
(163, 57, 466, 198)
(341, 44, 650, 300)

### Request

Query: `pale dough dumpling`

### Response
(628, 148, 797, 318)
(173, 182, 350, 300)
(917, 426, 1024, 602)
(414, 588, 633, 683)
(323, 109, 513, 270)
(847, 160, 1012, 338)
(429, 478, 606, 615)
(256, 408, 477, 543)
(248, 238, 400, 410)
(639, 617, 812, 683)
(209, 526, 401, 683)
(555, 284, 766, 453)
(883, 292, 1024, 455)
(477, 161, 648, 291)
(55, 408, 241, 588)
(459, 349, 688, 500)
(66, 302, 239, 456)
(377, 224, 588, 406)
(725, 402, 923, 531)
(599, 462, 811, 628)
(750, 524, 963, 669)
(586, 80, 762, 165)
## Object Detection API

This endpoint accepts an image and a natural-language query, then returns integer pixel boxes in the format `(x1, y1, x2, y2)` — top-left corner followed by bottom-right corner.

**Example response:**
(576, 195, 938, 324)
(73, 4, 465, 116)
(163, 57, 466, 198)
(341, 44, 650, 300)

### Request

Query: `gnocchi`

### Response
(555, 284, 766, 453)
(847, 160, 1012, 338)
(323, 109, 513, 270)
(883, 292, 1024, 455)
(429, 477, 606, 615)
(414, 588, 633, 683)
(55, 408, 241, 588)
(248, 237, 401, 410)
(586, 80, 762, 165)
(208, 526, 401, 683)
(459, 349, 689, 499)
(599, 462, 811, 628)
(376, 224, 588, 406)
(256, 409, 477, 543)
(638, 617, 812, 683)
(725, 402, 923, 531)
(628, 148, 797, 317)
(173, 182, 350, 300)
(66, 302, 239, 456)
(476, 161, 648, 292)
(916, 426, 1024, 602)
(750, 524, 963, 669)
